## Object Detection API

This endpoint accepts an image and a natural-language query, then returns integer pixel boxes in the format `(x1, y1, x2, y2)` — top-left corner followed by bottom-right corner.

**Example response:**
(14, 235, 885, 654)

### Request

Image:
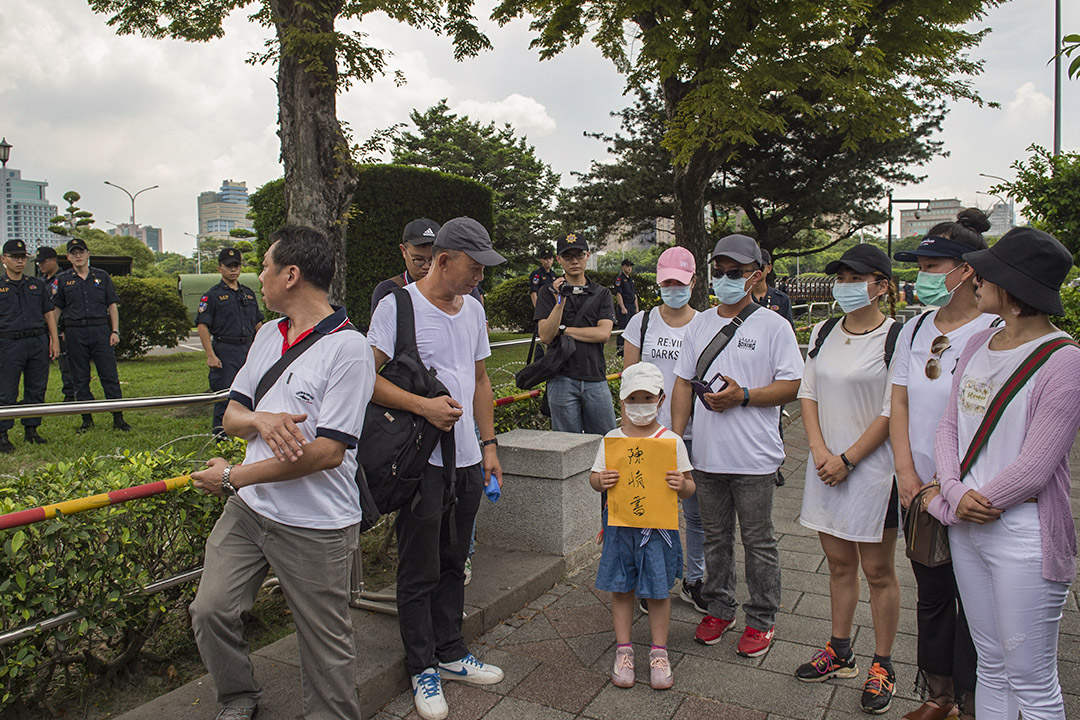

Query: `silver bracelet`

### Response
(220, 465, 237, 497)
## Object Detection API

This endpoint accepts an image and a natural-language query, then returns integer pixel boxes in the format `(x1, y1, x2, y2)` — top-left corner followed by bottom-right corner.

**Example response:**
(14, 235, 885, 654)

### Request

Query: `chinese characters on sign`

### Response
(604, 437, 678, 530)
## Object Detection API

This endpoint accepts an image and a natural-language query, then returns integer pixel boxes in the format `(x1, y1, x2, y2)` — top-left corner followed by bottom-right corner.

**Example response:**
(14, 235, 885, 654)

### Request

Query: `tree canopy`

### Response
(48, 190, 96, 236)
(390, 100, 560, 271)
(995, 144, 1080, 263)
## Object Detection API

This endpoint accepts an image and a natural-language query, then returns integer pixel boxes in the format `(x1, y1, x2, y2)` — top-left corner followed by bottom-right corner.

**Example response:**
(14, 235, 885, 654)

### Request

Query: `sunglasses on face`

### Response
(925, 335, 952, 379)
(712, 268, 751, 280)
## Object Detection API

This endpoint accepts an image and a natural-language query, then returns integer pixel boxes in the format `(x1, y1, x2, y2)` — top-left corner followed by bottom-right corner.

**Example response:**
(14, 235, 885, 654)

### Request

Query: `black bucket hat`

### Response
(962, 227, 1073, 316)
(825, 244, 892, 278)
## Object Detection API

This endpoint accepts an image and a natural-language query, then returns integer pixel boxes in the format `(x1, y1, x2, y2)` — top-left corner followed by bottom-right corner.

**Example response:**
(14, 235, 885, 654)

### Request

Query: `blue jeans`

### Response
(546, 375, 617, 435)
(680, 440, 705, 583)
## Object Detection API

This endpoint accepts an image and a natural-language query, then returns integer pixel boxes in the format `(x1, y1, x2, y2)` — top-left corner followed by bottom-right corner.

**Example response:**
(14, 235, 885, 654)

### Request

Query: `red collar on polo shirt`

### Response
(277, 306, 351, 354)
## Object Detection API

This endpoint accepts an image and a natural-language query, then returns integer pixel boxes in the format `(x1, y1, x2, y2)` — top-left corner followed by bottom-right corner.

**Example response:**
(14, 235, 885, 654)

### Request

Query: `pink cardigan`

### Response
(929, 328, 1080, 583)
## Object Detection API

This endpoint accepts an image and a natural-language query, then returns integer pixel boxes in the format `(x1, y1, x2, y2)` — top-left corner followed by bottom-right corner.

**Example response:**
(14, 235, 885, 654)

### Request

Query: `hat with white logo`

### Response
(656, 246, 696, 285)
(403, 218, 440, 246)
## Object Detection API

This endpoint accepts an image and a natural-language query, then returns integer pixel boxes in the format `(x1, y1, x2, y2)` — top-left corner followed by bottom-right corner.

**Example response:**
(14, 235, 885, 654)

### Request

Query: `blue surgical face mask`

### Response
(660, 286, 692, 308)
(711, 275, 749, 305)
(832, 281, 872, 313)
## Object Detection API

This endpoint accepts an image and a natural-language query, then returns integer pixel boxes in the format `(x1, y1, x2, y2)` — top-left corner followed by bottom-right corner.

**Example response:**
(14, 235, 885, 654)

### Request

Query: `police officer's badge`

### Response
(198, 296, 208, 314)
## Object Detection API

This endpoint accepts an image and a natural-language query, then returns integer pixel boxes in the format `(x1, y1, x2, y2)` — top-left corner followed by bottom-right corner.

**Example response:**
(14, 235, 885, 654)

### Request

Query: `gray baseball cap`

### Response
(709, 234, 763, 267)
(435, 217, 506, 266)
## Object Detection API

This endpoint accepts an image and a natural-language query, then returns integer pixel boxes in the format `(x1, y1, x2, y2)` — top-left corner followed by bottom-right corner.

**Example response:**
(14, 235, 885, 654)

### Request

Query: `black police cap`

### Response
(2, 239, 28, 256)
(67, 238, 89, 253)
(219, 247, 242, 265)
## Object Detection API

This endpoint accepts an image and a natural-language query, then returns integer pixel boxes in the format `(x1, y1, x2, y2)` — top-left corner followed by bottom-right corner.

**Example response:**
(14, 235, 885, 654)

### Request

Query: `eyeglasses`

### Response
(407, 254, 433, 268)
(712, 268, 752, 280)
(560, 251, 586, 261)
(925, 335, 951, 379)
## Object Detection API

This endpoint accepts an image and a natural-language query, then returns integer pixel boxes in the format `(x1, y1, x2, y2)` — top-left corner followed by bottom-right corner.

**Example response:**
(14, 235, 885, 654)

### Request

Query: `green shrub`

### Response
(249, 166, 496, 329)
(113, 278, 191, 360)
(1056, 286, 1080, 339)
(0, 442, 244, 717)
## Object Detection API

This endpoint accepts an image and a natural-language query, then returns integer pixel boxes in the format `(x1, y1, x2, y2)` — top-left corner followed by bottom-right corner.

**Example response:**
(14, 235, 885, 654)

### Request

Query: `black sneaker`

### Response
(639, 598, 649, 615)
(77, 415, 94, 434)
(680, 579, 707, 614)
(113, 414, 131, 432)
(795, 642, 858, 682)
(23, 427, 47, 445)
(0, 432, 14, 454)
(860, 662, 895, 714)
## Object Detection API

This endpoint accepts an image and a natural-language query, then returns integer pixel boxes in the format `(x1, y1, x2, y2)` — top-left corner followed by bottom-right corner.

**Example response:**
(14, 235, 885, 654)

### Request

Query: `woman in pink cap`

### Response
(623, 245, 706, 614)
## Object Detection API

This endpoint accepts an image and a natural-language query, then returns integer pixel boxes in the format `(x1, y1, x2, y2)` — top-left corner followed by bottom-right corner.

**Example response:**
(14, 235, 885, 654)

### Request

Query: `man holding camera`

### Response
(535, 234, 616, 435)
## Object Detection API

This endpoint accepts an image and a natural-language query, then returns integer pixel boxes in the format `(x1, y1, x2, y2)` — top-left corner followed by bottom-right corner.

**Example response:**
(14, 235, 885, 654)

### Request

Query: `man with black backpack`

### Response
(670, 233, 803, 660)
(367, 216, 505, 720)
(189, 226, 375, 720)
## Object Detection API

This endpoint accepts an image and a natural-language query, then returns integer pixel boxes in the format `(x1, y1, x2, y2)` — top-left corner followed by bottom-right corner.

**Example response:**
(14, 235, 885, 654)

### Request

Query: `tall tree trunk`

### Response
(672, 147, 720, 310)
(272, 0, 358, 306)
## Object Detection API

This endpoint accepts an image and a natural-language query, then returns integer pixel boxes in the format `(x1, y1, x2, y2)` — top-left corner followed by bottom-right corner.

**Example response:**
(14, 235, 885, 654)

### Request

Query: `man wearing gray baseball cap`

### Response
(670, 233, 804, 658)
(367, 215, 506, 720)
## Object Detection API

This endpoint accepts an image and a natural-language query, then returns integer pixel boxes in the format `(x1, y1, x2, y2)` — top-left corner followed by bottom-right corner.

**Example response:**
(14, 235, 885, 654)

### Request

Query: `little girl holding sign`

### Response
(590, 362, 695, 690)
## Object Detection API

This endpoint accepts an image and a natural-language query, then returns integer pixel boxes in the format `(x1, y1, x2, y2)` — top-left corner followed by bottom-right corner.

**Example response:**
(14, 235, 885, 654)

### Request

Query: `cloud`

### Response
(1005, 82, 1053, 126)
(453, 94, 558, 138)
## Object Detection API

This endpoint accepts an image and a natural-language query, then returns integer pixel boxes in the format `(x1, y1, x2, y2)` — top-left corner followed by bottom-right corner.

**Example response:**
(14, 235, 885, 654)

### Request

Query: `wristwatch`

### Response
(840, 453, 856, 473)
(741, 387, 750, 407)
(220, 465, 237, 497)
(558, 324, 567, 335)
(481, 438, 498, 448)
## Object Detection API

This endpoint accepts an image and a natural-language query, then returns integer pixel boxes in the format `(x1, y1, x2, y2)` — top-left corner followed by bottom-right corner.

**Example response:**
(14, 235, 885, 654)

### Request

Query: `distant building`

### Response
(107, 222, 163, 253)
(0, 167, 66, 254)
(985, 201, 1015, 238)
(899, 198, 963, 239)
(197, 179, 253, 240)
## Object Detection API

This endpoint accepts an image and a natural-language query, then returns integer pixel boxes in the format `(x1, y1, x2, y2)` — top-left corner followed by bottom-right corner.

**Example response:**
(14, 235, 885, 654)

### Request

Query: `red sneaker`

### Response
(694, 615, 737, 645)
(736, 626, 775, 657)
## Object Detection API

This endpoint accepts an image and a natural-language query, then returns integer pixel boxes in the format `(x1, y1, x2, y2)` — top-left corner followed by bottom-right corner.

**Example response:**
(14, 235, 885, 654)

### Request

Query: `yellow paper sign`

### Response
(604, 437, 679, 530)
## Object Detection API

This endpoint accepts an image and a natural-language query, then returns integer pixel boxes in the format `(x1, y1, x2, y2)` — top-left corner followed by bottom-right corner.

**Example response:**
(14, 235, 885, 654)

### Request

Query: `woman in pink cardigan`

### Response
(922, 227, 1080, 720)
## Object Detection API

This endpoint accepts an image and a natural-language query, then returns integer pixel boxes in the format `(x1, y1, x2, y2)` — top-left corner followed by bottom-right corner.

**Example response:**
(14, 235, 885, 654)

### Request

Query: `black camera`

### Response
(558, 283, 586, 297)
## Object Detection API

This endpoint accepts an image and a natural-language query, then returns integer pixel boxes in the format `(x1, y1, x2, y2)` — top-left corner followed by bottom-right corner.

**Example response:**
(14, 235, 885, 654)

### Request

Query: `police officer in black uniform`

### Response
(0, 240, 60, 452)
(613, 258, 637, 355)
(35, 245, 75, 402)
(50, 237, 129, 432)
(750, 249, 796, 328)
(529, 246, 557, 308)
(196, 247, 264, 437)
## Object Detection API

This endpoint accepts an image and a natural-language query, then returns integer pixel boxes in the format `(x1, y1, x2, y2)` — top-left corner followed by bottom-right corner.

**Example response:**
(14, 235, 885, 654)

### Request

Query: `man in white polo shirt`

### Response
(368, 217, 505, 720)
(189, 225, 375, 720)
(671, 233, 803, 660)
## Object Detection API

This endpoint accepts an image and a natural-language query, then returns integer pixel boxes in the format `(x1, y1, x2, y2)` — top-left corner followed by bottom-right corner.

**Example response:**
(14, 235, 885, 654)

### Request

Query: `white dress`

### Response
(798, 319, 896, 542)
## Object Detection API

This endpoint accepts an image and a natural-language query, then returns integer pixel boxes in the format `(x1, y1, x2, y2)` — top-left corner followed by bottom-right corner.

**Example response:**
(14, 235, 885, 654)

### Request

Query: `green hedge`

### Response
(114, 278, 191, 360)
(249, 166, 496, 329)
(1058, 286, 1079, 339)
(0, 442, 244, 716)
(485, 270, 659, 332)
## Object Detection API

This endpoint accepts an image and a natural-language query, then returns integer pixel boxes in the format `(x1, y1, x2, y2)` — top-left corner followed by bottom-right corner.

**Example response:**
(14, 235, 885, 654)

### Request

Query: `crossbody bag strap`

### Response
(391, 287, 418, 358)
(254, 330, 325, 409)
(694, 302, 760, 380)
(959, 336, 1080, 478)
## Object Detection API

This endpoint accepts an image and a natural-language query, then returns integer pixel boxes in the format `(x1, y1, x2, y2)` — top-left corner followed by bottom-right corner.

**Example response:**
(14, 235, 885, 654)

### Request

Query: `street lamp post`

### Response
(0, 138, 10, 246)
(184, 232, 202, 274)
(885, 192, 934, 260)
(103, 181, 159, 227)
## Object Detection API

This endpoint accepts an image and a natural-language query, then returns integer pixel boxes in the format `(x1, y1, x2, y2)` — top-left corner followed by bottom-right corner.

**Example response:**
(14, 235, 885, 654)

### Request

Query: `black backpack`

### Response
(359, 288, 455, 523)
(807, 316, 903, 367)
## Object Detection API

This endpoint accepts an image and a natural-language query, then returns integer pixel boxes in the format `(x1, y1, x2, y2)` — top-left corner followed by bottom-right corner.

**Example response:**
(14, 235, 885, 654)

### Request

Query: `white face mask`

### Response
(624, 402, 659, 426)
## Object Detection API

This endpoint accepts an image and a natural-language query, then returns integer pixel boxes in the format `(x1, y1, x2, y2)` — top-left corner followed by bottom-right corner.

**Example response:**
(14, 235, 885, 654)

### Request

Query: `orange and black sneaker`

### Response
(795, 642, 858, 682)
(860, 662, 895, 714)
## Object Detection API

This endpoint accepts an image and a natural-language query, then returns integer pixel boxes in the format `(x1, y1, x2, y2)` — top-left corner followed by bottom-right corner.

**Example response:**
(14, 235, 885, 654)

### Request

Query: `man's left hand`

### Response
(109, 332, 119, 347)
(703, 376, 743, 412)
(483, 444, 503, 488)
(191, 457, 231, 497)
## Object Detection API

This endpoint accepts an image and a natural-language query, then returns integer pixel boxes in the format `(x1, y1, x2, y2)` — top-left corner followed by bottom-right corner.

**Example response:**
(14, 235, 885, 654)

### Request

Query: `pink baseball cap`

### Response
(656, 246, 696, 285)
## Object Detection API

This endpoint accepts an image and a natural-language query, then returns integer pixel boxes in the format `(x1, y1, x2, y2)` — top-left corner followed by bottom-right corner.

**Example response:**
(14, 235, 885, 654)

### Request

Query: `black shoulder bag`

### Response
(514, 287, 607, 390)
(359, 289, 456, 523)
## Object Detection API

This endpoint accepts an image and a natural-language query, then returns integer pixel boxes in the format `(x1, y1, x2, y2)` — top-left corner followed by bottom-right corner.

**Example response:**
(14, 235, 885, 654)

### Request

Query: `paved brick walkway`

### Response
(377, 418, 1080, 719)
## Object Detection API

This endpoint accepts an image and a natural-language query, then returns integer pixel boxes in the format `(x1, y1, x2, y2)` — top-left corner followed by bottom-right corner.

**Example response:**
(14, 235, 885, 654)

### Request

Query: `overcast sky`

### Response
(1, 1, 1076, 256)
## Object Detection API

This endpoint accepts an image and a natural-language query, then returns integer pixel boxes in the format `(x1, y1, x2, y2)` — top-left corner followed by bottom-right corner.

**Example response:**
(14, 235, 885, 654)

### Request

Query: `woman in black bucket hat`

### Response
(922, 226, 1080, 719)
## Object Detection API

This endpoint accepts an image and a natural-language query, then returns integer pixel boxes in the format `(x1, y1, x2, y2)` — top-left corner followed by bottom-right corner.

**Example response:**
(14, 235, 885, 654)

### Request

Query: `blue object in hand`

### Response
(484, 472, 501, 503)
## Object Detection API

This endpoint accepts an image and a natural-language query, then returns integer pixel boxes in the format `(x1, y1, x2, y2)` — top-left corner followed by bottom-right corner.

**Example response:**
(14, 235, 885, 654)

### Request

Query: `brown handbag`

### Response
(904, 482, 951, 567)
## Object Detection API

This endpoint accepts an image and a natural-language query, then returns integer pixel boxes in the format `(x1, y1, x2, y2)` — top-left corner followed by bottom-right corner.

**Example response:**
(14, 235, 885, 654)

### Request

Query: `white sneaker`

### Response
(464, 557, 472, 586)
(438, 652, 504, 685)
(411, 668, 448, 720)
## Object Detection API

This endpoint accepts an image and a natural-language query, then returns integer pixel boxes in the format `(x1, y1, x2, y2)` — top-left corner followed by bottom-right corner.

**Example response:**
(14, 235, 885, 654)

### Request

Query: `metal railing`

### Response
(0, 390, 230, 420)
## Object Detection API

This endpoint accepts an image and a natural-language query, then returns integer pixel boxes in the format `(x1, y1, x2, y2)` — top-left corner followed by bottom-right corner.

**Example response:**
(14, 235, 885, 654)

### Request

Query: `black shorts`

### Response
(883, 478, 900, 530)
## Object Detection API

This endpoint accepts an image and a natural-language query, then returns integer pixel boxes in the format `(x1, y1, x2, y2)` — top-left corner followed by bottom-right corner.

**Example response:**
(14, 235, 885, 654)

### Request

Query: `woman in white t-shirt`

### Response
(794, 244, 900, 715)
(890, 211, 995, 720)
(622, 246, 704, 613)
